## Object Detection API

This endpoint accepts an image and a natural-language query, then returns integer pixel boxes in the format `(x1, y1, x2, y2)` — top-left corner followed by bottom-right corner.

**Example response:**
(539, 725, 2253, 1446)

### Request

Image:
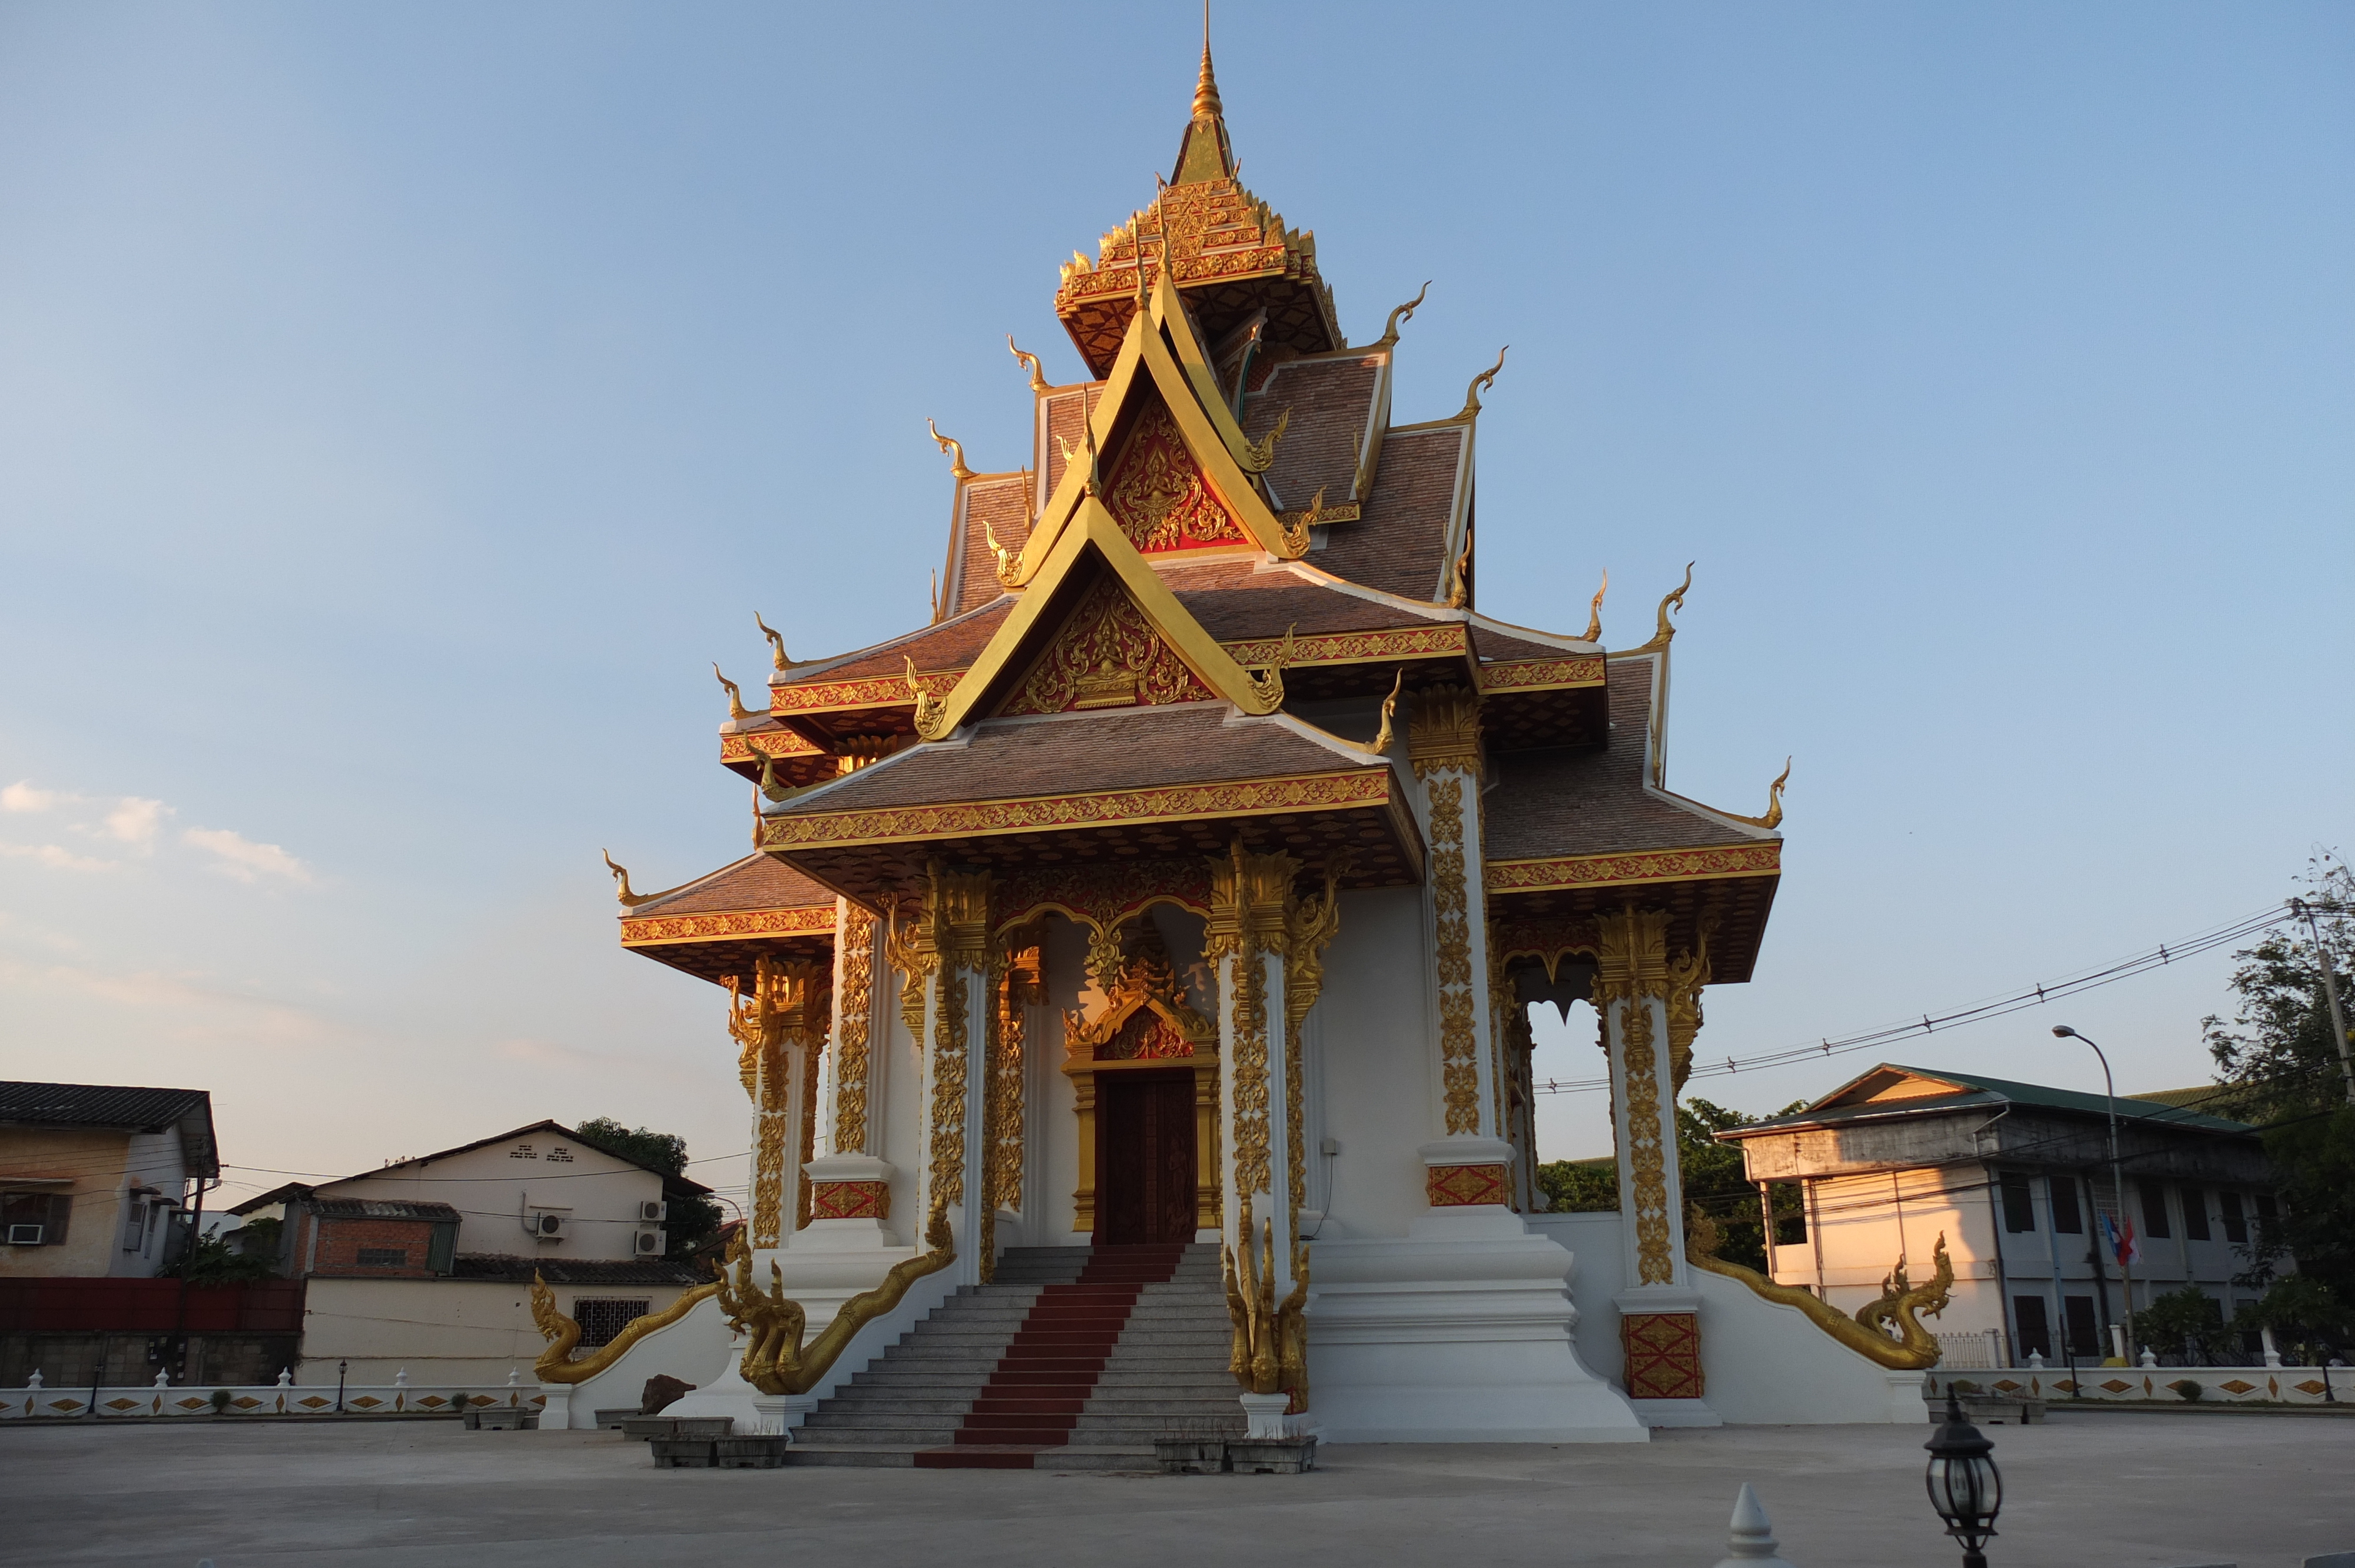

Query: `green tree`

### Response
(573, 1117, 725, 1260)
(169, 1233, 278, 1284)
(2136, 1284, 2233, 1363)
(1677, 1097, 1806, 1273)
(2203, 855, 2355, 1303)
(1534, 1098, 1806, 1273)
(1535, 1158, 1618, 1212)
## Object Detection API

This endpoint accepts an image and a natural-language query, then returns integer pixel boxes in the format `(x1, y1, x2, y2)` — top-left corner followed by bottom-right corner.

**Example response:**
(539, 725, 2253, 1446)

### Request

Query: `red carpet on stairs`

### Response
(911, 1244, 1184, 1470)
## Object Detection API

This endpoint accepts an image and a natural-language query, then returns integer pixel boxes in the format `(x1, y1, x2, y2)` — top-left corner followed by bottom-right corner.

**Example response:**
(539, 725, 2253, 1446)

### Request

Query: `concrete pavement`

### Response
(1, 1411, 2347, 1567)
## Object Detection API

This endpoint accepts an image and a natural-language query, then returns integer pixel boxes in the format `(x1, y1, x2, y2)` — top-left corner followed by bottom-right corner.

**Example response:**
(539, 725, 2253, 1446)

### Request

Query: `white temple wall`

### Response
(1036, 913, 1092, 1242)
(1314, 886, 1441, 1240)
(1525, 1211, 1628, 1385)
(877, 963, 925, 1245)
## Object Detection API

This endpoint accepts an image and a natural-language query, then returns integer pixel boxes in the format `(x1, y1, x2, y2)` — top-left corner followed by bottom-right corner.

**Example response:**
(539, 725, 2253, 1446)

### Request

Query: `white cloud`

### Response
(104, 796, 168, 846)
(0, 842, 117, 873)
(2, 782, 63, 813)
(183, 826, 313, 885)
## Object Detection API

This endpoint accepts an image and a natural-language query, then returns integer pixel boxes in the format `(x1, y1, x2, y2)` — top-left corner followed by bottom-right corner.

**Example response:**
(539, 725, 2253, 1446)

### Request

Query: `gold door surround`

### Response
(1060, 945, 1220, 1234)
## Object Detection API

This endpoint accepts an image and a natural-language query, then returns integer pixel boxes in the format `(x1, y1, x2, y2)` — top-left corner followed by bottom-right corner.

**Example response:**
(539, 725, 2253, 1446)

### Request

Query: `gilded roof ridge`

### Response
(1462, 608, 1601, 655)
(768, 596, 1011, 687)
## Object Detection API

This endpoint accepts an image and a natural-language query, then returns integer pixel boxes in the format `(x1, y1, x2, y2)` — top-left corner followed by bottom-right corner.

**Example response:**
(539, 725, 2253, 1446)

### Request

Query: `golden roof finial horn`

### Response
(1583, 570, 1607, 643)
(1374, 281, 1430, 351)
(712, 663, 752, 722)
(754, 612, 790, 672)
(1458, 346, 1508, 420)
(1007, 335, 1049, 394)
(1654, 561, 1694, 646)
(927, 418, 974, 481)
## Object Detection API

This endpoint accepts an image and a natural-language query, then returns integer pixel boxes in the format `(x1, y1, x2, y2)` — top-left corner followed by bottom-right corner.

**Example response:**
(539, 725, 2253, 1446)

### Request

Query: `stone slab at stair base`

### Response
(1304, 1211, 1649, 1444)
(1227, 1436, 1317, 1473)
(649, 1434, 792, 1469)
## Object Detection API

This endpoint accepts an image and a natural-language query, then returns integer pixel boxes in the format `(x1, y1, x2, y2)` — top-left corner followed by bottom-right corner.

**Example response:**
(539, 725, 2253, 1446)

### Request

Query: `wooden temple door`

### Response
(1094, 1068, 1197, 1245)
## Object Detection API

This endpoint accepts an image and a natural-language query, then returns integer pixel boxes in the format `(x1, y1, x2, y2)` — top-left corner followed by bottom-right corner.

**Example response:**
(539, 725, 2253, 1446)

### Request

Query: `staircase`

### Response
(788, 1242, 1243, 1470)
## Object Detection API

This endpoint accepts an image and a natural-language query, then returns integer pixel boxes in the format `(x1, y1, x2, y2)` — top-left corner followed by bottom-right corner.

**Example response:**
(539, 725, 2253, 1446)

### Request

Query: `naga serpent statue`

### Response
(714, 1195, 956, 1396)
(1686, 1205, 1953, 1370)
(530, 1275, 721, 1386)
(1223, 1198, 1310, 1410)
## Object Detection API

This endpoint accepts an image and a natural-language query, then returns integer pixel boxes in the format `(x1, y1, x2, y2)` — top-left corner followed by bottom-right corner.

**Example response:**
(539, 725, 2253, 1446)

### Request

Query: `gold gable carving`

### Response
(1105, 401, 1249, 553)
(1000, 574, 1216, 717)
(1063, 939, 1216, 1062)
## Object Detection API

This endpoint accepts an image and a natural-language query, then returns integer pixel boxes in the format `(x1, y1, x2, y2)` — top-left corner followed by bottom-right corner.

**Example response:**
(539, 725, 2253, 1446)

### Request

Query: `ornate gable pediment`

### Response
(1063, 942, 1215, 1062)
(1103, 398, 1249, 554)
(999, 572, 1216, 717)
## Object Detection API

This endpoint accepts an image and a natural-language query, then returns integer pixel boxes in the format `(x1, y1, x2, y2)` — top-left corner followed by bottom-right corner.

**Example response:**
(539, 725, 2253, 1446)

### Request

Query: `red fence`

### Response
(0, 1278, 304, 1333)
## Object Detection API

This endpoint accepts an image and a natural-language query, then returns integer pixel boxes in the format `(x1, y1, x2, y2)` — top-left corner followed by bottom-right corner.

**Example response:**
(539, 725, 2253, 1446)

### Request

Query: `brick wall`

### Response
(310, 1218, 440, 1278)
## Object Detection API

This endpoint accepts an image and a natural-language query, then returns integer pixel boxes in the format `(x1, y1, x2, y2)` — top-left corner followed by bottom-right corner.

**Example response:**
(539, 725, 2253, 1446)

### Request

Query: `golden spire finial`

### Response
(1172, 1, 1235, 185)
(1193, 9, 1223, 121)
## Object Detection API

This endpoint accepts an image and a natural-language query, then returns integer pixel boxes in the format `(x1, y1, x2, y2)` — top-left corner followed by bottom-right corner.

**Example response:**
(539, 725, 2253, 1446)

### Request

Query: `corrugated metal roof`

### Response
(309, 1198, 460, 1222)
(1719, 1063, 2257, 1140)
(0, 1081, 219, 1177)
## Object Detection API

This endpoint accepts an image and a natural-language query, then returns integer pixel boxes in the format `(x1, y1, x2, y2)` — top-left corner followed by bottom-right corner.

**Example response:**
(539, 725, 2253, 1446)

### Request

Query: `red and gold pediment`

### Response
(1104, 401, 1249, 554)
(1063, 942, 1216, 1064)
(999, 574, 1215, 717)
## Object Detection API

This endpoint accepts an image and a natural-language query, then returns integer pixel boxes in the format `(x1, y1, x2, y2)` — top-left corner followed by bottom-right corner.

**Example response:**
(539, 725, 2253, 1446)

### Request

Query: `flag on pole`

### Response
(2101, 1211, 2140, 1267)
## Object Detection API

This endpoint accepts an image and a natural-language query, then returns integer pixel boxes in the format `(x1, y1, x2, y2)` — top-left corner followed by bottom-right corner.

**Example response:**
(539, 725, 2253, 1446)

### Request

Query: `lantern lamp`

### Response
(1923, 1388, 2003, 1568)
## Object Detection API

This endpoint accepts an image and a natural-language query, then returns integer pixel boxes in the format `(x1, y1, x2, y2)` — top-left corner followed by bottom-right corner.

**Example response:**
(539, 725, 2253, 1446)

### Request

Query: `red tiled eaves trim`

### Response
(1484, 842, 1782, 895)
(774, 626, 1474, 717)
(620, 905, 838, 947)
(721, 732, 824, 761)
(1225, 623, 1467, 667)
(772, 671, 960, 716)
(1479, 656, 1606, 693)
(761, 769, 1396, 852)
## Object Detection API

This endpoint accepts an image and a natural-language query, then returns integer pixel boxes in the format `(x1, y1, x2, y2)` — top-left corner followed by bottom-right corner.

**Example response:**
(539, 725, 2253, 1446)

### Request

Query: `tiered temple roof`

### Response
(615, 44, 1782, 989)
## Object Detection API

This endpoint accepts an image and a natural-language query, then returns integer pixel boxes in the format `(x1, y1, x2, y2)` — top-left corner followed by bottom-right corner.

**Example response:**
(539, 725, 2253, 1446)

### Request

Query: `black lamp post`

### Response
(1924, 1389, 2002, 1568)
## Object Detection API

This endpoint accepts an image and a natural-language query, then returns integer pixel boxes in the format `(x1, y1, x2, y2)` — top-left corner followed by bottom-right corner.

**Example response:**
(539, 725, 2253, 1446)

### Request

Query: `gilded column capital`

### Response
(924, 858, 994, 968)
(1594, 904, 1671, 1006)
(1407, 683, 1482, 780)
(1206, 841, 1299, 959)
(1664, 912, 1716, 1094)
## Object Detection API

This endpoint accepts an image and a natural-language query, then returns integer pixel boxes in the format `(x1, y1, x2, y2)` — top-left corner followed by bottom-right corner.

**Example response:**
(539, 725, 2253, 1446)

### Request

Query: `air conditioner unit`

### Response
(5, 1223, 43, 1246)
(636, 1200, 666, 1224)
(532, 1212, 567, 1238)
(633, 1228, 667, 1257)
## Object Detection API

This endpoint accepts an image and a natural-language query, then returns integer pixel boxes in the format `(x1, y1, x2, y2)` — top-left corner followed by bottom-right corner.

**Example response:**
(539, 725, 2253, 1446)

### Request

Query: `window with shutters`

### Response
(1999, 1174, 2037, 1233)
(2182, 1186, 2211, 1241)
(2048, 1175, 2084, 1234)
(2218, 1190, 2248, 1244)
(2138, 1179, 2171, 1240)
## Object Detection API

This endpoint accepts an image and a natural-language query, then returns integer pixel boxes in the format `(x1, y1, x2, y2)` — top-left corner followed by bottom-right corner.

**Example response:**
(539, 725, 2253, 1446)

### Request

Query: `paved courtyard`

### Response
(2, 1411, 2349, 1567)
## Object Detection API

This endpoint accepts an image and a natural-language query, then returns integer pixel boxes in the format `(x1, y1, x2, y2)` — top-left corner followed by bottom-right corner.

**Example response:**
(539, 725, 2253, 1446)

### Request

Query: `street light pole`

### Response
(2287, 898, 2354, 1108)
(2052, 1026, 2134, 1360)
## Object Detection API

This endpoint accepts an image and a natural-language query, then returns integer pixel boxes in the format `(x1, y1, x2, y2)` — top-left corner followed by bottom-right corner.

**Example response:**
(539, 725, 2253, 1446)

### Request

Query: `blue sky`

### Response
(2, 2, 2348, 1215)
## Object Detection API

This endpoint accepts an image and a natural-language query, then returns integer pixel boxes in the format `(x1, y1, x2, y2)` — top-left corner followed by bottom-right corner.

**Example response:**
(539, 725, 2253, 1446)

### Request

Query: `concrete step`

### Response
(781, 1443, 1160, 1472)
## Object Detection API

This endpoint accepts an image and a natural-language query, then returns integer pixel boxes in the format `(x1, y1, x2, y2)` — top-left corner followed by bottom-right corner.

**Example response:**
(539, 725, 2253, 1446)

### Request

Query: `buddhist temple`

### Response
(540, 40, 1953, 1456)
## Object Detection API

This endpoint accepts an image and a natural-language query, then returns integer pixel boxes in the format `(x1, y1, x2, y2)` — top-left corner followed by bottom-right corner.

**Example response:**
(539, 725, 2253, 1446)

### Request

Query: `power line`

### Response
(1534, 902, 2300, 1096)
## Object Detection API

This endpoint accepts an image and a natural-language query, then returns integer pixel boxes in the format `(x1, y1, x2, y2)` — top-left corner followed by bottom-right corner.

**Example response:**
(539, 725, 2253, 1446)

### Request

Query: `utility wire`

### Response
(1534, 902, 2302, 1096)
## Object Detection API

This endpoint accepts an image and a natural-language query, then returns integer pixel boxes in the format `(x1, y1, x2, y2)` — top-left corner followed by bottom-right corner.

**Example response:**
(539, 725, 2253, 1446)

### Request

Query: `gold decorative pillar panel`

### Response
(1207, 841, 1310, 1413)
(1409, 685, 1511, 1206)
(727, 955, 831, 1250)
(804, 901, 901, 1231)
(891, 860, 994, 1287)
(1596, 903, 1716, 1417)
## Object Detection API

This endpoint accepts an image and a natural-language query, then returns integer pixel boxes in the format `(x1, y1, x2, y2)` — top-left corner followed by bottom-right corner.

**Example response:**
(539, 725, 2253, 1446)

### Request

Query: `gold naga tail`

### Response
(1684, 1207, 1952, 1371)
(714, 1197, 957, 1396)
(530, 1273, 721, 1386)
(1221, 1199, 1310, 1411)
